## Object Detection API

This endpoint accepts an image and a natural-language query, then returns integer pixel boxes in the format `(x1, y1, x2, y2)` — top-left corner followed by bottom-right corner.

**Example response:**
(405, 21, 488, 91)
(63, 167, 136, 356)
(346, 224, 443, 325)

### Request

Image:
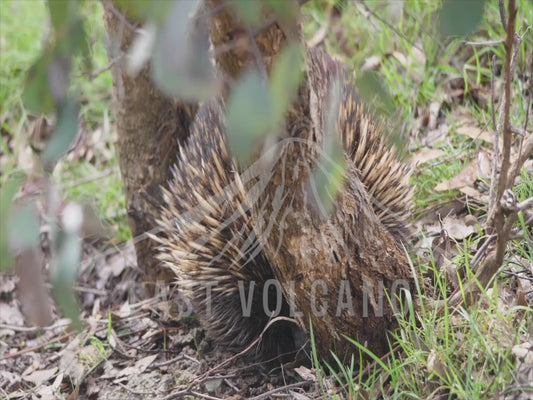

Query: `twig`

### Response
(490, 53, 497, 133)
(188, 316, 298, 390)
(488, 0, 518, 226)
(438, 0, 520, 315)
(64, 167, 119, 188)
(223, 378, 240, 393)
(465, 39, 505, 46)
(510, 126, 529, 136)
(506, 115, 533, 185)
(162, 391, 223, 400)
(0, 320, 71, 333)
(247, 380, 314, 400)
(470, 234, 496, 268)
(499, 0, 507, 31)
(0, 332, 75, 361)
(86, 56, 122, 81)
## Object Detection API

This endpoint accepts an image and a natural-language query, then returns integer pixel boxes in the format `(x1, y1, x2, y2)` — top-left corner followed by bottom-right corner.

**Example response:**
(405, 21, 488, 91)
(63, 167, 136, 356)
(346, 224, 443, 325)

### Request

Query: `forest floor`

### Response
(1, 0, 532, 399)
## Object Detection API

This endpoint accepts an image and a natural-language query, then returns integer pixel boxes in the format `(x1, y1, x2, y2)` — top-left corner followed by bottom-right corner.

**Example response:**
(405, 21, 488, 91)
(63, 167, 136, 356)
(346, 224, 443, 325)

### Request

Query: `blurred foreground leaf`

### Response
(270, 43, 304, 123)
(226, 70, 274, 166)
(51, 231, 82, 331)
(23, 53, 56, 115)
(9, 203, 41, 252)
(438, 0, 487, 37)
(231, 0, 261, 26)
(0, 175, 25, 271)
(152, 0, 218, 101)
(355, 70, 395, 117)
(226, 44, 304, 165)
(267, 0, 300, 23)
(311, 135, 347, 216)
(310, 79, 347, 216)
(114, 0, 173, 23)
(43, 98, 80, 166)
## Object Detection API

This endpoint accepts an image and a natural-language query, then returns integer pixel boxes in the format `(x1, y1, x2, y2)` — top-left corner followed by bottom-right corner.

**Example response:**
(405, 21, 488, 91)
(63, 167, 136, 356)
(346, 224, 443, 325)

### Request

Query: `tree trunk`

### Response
(205, 0, 414, 360)
(102, 1, 197, 294)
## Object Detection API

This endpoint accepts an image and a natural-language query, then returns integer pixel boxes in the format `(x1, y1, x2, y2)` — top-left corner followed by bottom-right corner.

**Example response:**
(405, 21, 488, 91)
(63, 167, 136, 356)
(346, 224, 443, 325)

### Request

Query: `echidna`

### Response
(155, 47, 413, 359)
(155, 99, 296, 356)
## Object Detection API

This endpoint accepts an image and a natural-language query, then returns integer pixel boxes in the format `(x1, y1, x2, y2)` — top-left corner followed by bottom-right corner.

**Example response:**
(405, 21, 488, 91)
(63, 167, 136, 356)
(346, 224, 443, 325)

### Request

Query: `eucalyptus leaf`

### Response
(226, 70, 275, 166)
(69, 19, 91, 69)
(152, 0, 217, 101)
(51, 231, 82, 330)
(311, 135, 347, 216)
(438, 0, 487, 37)
(270, 43, 304, 124)
(355, 70, 395, 117)
(23, 54, 55, 115)
(43, 98, 79, 165)
(114, 0, 173, 24)
(9, 203, 41, 252)
(267, 0, 299, 23)
(47, 0, 77, 36)
(231, 0, 261, 26)
(1, 176, 25, 271)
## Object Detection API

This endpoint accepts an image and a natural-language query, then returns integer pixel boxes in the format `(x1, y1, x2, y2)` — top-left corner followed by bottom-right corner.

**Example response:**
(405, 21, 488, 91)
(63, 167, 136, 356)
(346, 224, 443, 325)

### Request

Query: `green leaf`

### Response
(151, 0, 217, 101)
(114, 0, 173, 24)
(226, 70, 275, 166)
(9, 203, 41, 252)
(231, 0, 261, 26)
(309, 78, 347, 216)
(69, 19, 91, 69)
(0, 174, 25, 271)
(47, 0, 77, 36)
(270, 43, 304, 124)
(310, 134, 347, 216)
(51, 231, 82, 330)
(23, 53, 55, 115)
(355, 70, 395, 117)
(438, 0, 487, 37)
(43, 97, 79, 165)
(267, 0, 299, 23)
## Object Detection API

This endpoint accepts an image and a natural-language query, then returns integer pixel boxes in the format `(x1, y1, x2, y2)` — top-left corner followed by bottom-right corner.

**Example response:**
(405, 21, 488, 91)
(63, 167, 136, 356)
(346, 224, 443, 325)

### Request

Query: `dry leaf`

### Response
(435, 159, 478, 191)
(0, 302, 25, 326)
(411, 149, 446, 166)
(428, 349, 447, 378)
(361, 54, 382, 72)
(295, 366, 316, 381)
(428, 101, 441, 130)
(456, 125, 494, 144)
(423, 124, 449, 148)
(116, 354, 157, 378)
(22, 367, 58, 386)
(440, 215, 478, 240)
(458, 186, 489, 203)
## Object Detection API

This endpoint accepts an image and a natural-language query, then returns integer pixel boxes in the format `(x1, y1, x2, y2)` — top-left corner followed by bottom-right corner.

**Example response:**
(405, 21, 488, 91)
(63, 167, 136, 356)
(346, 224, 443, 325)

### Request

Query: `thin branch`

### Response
(499, 0, 507, 31)
(508, 135, 533, 186)
(490, 54, 498, 132)
(247, 380, 314, 400)
(188, 316, 299, 390)
(465, 39, 505, 46)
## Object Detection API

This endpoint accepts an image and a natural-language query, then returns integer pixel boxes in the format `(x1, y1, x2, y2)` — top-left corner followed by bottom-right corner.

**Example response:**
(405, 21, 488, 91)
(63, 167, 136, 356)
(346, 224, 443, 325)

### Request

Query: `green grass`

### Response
(302, 0, 532, 398)
(307, 259, 530, 399)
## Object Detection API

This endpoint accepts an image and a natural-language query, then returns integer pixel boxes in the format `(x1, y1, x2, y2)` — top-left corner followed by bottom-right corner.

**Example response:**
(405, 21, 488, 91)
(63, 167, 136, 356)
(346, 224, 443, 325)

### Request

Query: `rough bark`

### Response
(102, 1, 197, 294)
(205, 0, 414, 360)
(206, 0, 299, 80)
